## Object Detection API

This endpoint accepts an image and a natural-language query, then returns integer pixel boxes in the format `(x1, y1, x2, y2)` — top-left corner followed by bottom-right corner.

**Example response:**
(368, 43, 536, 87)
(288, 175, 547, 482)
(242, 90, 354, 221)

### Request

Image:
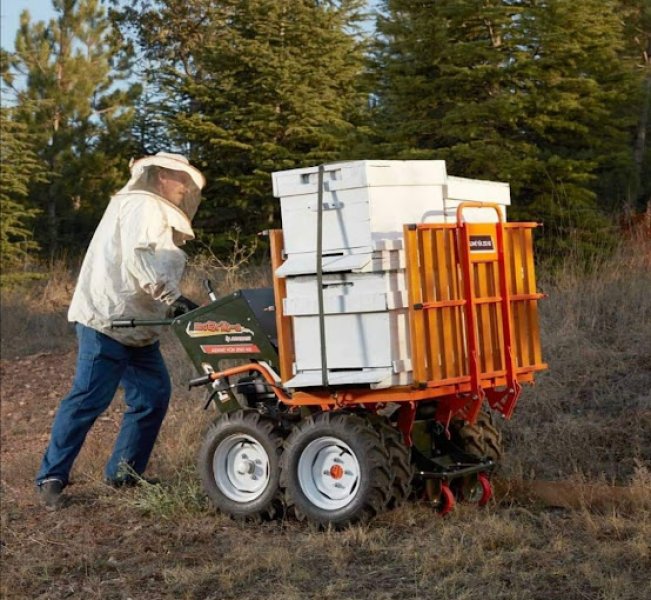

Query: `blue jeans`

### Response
(37, 323, 171, 486)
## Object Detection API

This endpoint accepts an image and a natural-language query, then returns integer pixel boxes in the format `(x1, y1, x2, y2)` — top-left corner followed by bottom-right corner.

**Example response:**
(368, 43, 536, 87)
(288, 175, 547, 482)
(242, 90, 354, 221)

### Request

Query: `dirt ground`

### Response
(1, 348, 650, 600)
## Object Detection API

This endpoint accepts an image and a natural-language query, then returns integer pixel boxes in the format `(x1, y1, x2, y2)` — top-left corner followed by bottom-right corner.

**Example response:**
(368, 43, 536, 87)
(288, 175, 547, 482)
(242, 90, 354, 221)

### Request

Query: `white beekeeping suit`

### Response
(68, 152, 206, 346)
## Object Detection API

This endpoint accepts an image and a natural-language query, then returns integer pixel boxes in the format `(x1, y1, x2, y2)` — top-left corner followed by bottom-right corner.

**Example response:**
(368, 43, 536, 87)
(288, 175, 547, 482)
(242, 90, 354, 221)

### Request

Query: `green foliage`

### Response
(115, 0, 370, 253)
(1, 0, 646, 263)
(119, 467, 208, 520)
(618, 0, 651, 207)
(0, 106, 45, 284)
(3, 0, 141, 255)
(375, 0, 643, 260)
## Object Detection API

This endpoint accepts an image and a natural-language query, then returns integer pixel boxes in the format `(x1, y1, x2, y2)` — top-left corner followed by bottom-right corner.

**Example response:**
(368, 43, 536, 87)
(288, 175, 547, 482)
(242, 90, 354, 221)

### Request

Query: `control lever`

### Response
(203, 279, 217, 302)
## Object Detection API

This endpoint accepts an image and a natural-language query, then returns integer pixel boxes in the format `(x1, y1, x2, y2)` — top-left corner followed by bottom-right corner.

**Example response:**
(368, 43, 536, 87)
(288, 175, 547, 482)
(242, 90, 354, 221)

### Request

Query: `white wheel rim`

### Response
(297, 436, 361, 510)
(213, 434, 270, 502)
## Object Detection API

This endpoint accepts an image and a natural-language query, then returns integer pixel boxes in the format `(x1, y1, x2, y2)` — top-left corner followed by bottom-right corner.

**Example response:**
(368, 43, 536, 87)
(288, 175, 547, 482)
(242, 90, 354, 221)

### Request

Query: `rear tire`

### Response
(452, 409, 503, 462)
(198, 409, 284, 521)
(281, 412, 392, 529)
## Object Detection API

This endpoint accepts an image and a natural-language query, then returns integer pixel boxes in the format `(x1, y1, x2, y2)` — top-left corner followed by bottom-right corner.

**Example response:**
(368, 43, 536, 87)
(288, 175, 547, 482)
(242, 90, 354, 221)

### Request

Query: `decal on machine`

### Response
(186, 320, 254, 338)
(200, 344, 261, 355)
(188, 319, 261, 354)
(469, 235, 495, 252)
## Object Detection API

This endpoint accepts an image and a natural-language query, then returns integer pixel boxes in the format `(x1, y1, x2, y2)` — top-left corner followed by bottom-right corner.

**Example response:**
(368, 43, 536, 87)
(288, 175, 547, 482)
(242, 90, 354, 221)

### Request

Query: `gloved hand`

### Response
(171, 295, 199, 317)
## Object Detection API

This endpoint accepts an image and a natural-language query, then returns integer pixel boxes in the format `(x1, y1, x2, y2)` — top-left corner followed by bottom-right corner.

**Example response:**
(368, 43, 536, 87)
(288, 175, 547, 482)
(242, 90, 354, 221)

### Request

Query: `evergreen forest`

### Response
(1, 0, 650, 270)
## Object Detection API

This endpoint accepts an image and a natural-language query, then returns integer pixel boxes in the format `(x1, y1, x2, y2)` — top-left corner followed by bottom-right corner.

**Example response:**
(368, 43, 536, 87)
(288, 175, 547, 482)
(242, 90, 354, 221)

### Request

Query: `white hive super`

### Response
(272, 160, 510, 389)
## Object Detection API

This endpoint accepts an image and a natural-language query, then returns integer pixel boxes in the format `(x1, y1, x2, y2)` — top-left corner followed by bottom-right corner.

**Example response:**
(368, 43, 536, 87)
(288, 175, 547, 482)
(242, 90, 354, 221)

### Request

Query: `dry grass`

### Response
(501, 239, 651, 482)
(0, 260, 78, 359)
(1, 498, 649, 599)
(1, 241, 650, 599)
(0, 254, 272, 360)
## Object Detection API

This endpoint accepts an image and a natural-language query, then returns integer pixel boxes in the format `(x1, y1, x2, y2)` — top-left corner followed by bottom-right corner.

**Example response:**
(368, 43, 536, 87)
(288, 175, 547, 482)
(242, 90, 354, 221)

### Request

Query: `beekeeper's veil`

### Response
(116, 152, 206, 243)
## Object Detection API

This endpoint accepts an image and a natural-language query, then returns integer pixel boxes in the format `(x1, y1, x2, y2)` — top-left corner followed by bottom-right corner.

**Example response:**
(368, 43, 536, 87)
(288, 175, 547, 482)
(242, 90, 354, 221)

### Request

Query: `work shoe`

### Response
(36, 478, 65, 510)
(104, 476, 161, 488)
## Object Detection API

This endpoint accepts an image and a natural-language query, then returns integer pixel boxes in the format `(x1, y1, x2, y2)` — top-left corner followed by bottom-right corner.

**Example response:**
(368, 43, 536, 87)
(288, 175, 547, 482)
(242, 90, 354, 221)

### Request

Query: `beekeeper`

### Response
(36, 152, 205, 509)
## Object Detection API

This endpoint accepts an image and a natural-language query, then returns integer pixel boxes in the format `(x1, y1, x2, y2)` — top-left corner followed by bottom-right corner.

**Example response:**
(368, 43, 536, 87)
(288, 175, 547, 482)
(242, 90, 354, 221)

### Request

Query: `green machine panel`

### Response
(170, 288, 279, 375)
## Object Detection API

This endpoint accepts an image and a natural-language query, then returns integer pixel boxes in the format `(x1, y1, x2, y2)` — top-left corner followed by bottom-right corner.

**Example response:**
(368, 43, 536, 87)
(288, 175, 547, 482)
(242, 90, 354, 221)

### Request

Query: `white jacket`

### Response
(68, 190, 194, 346)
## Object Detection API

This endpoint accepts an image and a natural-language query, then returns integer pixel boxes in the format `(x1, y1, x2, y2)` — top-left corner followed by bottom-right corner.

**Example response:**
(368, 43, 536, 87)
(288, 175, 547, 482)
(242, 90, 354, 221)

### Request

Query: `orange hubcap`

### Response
(329, 464, 344, 479)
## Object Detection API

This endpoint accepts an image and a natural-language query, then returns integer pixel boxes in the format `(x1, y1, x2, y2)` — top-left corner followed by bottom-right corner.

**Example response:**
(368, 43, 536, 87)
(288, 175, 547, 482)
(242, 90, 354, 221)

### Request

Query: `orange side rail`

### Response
(269, 229, 294, 382)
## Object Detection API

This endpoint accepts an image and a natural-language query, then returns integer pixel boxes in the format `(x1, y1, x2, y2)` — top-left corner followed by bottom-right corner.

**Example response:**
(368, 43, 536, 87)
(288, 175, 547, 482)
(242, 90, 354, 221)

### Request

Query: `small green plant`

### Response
(119, 468, 209, 521)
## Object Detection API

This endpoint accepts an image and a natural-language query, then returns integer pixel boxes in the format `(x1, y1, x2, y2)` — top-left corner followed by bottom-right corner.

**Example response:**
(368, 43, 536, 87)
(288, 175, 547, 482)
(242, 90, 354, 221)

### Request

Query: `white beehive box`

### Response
(285, 270, 407, 296)
(282, 270, 412, 389)
(284, 271, 408, 315)
(273, 160, 448, 258)
(285, 309, 412, 389)
(289, 310, 410, 372)
(444, 176, 510, 223)
(285, 367, 412, 390)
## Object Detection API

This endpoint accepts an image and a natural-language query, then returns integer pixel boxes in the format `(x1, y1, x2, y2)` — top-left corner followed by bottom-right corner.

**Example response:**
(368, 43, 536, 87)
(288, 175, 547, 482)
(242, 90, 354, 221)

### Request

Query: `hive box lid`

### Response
(275, 252, 372, 277)
(275, 250, 407, 277)
(272, 160, 447, 198)
(445, 176, 511, 205)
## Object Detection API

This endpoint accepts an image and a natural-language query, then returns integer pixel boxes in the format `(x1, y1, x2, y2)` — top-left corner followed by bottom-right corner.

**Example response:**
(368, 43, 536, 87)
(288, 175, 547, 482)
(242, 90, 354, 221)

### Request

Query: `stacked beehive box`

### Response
(271, 160, 510, 389)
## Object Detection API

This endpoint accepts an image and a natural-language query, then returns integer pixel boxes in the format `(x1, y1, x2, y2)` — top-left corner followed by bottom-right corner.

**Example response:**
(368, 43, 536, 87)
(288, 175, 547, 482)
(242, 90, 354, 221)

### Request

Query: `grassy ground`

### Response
(1, 241, 650, 599)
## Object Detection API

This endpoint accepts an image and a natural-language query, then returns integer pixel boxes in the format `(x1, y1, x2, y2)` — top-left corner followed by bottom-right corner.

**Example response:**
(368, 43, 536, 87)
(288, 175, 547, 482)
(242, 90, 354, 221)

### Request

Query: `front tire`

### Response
(281, 412, 392, 529)
(198, 410, 284, 521)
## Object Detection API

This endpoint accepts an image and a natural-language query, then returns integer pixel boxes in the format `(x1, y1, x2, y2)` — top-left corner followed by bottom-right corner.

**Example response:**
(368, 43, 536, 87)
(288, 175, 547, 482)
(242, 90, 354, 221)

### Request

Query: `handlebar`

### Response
(111, 280, 218, 330)
(188, 374, 215, 388)
(455, 201, 505, 225)
(110, 318, 174, 328)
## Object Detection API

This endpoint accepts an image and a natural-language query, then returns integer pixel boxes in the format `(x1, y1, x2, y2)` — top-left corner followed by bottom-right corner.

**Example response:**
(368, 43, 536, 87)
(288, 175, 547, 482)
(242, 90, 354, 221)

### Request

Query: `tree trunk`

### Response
(47, 183, 58, 259)
(634, 74, 650, 179)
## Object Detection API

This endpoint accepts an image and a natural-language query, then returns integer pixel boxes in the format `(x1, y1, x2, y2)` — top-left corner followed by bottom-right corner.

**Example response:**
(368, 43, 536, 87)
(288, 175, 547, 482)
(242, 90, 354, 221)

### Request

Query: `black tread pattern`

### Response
(198, 409, 285, 522)
(280, 412, 392, 529)
(371, 417, 414, 509)
(454, 409, 503, 462)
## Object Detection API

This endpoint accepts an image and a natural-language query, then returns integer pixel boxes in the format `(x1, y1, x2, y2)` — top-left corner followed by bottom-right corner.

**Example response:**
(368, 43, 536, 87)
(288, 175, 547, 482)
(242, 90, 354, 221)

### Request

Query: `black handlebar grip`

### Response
(188, 374, 214, 388)
(111, 319, 136, 328)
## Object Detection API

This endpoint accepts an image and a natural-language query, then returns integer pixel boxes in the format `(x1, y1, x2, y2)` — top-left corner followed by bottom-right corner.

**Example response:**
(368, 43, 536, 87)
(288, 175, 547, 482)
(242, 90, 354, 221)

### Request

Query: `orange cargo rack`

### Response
(265, 202, 547, 423)
(404, 202, 547, 424)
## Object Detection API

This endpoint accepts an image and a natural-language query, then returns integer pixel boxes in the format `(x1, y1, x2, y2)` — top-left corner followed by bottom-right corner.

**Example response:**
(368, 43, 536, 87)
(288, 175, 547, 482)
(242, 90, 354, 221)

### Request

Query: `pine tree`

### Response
(3, 0, 140, 256)
(619, 0, 651, 206)
(116, 0, 370, 252)
(0, 104, 44, 281)
(515, 0, 636, 215)
(374, 1, 527, 173)
(375, 0, 637, 258)
(130, 63, 171, 156)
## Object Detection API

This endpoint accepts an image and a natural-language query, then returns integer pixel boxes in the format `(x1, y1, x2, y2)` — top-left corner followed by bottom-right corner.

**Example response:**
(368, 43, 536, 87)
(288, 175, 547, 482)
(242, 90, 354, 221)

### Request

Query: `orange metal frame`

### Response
(403, 202, 547, 423)
(214, 204, 547, 423)
(269, 230, 294, 382)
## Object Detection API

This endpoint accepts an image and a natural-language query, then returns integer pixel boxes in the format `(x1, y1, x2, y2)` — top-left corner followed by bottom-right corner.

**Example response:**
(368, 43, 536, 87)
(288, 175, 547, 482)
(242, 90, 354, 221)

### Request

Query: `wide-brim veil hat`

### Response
(116, 152, 205, 243)
(129, 152, 206, 190)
